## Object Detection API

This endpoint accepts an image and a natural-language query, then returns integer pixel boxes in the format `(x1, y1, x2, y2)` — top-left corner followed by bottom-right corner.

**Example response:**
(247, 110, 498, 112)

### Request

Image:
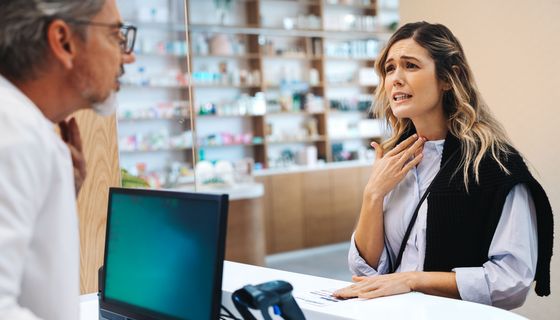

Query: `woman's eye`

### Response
(406, 62, 418, 69)
(385, 65, 395, 73)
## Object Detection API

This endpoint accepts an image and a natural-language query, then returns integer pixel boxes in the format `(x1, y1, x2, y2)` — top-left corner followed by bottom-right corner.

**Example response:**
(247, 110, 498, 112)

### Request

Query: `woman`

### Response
(332, 22, 553, 310)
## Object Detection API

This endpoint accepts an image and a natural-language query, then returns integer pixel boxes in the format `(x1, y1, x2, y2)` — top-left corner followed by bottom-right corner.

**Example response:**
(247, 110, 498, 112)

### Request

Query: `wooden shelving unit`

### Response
(120, 147, 193, 153)
(182, 0, 388, 168)
(192, 83, 262, 89)
(183, 0, 387, 168)
(122, 84, 190, 89)
(195, 53, 262, 59)
(117, 0, 390, 176)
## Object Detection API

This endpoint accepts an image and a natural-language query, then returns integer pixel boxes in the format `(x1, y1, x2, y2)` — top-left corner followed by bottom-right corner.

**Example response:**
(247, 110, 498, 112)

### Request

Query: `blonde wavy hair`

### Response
(374, 21, 513, 187)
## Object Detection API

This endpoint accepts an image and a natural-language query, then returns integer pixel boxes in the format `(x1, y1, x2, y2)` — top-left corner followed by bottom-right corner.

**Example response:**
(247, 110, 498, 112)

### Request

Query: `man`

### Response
(0, 0, 135, 319)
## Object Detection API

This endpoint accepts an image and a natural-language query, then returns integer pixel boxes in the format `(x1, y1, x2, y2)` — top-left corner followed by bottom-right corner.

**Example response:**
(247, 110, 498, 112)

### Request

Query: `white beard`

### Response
(92, 91, 118, 116)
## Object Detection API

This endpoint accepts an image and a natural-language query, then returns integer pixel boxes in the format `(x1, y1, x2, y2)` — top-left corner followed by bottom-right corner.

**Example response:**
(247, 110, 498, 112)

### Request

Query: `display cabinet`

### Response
(186, 0, 396, 170)
(116, 0, 398, 186)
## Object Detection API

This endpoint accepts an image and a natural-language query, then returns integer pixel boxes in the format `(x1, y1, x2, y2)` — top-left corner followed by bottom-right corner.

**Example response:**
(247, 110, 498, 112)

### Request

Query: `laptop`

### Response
(98, 187, 228, 320)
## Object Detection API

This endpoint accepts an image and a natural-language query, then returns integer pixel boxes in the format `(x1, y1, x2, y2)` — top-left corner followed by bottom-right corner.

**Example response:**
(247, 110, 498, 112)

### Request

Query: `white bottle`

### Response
(309, 68, 319, 86)
(253, 92, 267, 115)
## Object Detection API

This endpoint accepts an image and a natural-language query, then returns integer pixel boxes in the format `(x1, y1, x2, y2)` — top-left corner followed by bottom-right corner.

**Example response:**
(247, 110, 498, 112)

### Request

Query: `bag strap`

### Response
(388, 148, 459, 273)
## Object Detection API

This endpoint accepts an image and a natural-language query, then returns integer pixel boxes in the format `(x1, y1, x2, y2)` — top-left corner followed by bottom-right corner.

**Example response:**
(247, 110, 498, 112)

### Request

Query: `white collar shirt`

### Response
(0, 75, 79, 320)
(349, 139, 537, 310)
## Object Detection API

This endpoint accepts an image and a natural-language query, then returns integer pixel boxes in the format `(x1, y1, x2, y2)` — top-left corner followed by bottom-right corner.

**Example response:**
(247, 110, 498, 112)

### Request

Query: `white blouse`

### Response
(349, 139, 538, 310)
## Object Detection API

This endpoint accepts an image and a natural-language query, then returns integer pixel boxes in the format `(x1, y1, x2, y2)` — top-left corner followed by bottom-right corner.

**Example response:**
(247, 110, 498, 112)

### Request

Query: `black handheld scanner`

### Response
(231, 280, 306, 320)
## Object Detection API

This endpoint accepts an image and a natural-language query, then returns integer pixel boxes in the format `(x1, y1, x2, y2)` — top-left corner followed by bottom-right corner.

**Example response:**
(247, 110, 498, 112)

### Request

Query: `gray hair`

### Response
(0, 0, 106, 81)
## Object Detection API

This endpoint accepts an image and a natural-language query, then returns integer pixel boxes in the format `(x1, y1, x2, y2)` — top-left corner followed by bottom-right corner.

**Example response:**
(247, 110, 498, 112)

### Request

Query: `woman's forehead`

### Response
(386, 39, 431, 63)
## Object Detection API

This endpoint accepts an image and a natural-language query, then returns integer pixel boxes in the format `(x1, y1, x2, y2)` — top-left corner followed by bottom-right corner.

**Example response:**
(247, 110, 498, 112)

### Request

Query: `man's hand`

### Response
(59, 118, 86, 196)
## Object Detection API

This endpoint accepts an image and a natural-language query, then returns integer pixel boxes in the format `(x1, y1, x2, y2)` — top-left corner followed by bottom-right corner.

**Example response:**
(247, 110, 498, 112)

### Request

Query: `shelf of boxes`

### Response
(116, 0, 397, 178)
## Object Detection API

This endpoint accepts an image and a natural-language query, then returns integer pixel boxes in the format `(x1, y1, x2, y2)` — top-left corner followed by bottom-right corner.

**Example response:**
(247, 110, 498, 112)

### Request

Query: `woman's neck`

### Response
(412, 116, 448, 141)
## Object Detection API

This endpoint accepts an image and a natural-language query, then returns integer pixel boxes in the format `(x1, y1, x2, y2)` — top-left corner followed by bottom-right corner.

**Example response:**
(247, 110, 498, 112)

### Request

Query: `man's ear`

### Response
(46, 19, 78, 70)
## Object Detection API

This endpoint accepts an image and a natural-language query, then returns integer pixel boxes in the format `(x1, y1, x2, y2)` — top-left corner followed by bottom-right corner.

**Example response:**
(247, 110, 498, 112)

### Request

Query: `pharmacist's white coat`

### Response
(0, 75, 79, 320)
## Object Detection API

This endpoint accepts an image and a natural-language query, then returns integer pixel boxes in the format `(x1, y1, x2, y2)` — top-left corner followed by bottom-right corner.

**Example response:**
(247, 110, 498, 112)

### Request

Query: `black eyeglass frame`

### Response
(64, 19, 137, 54)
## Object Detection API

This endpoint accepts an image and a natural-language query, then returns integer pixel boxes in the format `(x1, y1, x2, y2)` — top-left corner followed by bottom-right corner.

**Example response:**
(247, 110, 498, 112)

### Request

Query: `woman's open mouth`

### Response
(393, 93, 413, 102)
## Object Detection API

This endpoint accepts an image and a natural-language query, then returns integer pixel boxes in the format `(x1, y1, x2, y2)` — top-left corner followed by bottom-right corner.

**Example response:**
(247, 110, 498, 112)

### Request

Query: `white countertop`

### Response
(173, 182, 264, 200)
(254, 159, 372, 176)
(82, 261, 526, 320)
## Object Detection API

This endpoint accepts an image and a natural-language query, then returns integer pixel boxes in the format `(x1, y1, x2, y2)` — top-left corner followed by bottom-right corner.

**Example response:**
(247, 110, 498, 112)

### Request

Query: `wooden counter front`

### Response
(225, 197, 266, 266)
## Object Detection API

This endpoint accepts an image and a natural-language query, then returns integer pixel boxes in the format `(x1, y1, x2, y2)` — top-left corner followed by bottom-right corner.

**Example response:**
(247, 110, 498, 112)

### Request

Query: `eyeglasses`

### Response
(65, 19, 137, 54)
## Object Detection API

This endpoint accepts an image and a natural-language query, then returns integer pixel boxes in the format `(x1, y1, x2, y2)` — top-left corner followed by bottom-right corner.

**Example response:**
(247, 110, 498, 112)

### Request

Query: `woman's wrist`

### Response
(363, 189, 385, 204)
(407, 272, 421, 292)
(405, 272, 460, 299)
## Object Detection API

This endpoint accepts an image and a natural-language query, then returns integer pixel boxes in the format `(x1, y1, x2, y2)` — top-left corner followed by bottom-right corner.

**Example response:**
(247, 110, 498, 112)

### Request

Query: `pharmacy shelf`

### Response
(120, 146, 193, 153)
(189, 24, 391, 40)
(130, 21, 391, 40)
(193, 53, 261, 59)
(265, 111, 325, 116)
(266, 136, 327, 144)
(121, 83, 190, 89)
(135, 52, 188, 58)
(196, 114, 263, 118)
(262, 54, 322, 60)
(325, 82, 378, 88)
(329, 135, 380, 141)
(324, 2, 375, 10)
(198, 142, 265, 148)
(259, 0, 321, 5)
(324, 56, 375, 61)
(264, 83, 325, 89)
(192, 83, 262, 89)
(117, 116, 189, 122)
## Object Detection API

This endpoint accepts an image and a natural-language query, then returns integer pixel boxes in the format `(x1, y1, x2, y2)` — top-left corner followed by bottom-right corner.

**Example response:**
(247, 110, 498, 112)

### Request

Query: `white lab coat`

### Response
(0, 76, 79, 320)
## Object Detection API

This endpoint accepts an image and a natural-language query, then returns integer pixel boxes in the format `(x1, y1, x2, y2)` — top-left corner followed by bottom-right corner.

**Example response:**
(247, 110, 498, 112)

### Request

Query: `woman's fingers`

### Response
(401, 152, 423, 175)
(359, 288, 385, 299)
(365, 135, 427, 198)
(359, 279, 381, 294)
(333, 273, 415, 300)
(352, 275, 366, 282)
(385, 134, 418, 157)
(332, 287, 354, 298)
(397, 136, 425, 164)
(370, 141, 383, 160)
(333, 278, 371, 298)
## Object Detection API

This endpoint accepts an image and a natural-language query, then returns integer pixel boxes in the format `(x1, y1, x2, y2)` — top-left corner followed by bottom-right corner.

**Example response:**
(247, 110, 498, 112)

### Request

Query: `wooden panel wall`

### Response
(302, 170, 333, 247)
(256, 176, 275, 254)
(260, 165, 371, 254)
(269, 173, 305, 252)
(75, 110, 121, 294)
(225, 198, 266, 266)
(330, 168, 362, 243)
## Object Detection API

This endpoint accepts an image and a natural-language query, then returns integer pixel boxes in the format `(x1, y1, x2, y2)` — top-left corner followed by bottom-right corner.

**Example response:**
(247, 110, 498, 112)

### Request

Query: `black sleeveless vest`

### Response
(417, 132, 553, 296)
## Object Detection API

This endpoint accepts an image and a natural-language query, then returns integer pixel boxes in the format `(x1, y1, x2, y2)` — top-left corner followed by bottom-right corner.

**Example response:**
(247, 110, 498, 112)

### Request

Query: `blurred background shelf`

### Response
(117, 0, 398, 186)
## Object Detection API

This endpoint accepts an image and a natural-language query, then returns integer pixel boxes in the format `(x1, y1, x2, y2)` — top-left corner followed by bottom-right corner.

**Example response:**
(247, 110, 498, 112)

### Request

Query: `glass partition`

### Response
(115, 0, 399, 269)
(116, 0, 398, 190)
(116, 0, 196, 190)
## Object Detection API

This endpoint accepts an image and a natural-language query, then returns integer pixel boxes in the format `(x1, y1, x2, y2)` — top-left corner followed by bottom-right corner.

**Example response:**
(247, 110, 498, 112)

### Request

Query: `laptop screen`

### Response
(101, 188, 228, 320)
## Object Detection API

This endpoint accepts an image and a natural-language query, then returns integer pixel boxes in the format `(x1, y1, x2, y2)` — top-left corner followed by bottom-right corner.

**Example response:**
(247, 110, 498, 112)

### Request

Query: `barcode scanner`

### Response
(232, 280, 306, 320)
